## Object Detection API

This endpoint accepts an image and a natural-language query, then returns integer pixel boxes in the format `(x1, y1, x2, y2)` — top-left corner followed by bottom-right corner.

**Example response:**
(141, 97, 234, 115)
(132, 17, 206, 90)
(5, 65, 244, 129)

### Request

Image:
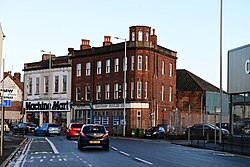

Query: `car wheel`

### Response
(78, 143, 83, 150)
(102, 145, 109, 151)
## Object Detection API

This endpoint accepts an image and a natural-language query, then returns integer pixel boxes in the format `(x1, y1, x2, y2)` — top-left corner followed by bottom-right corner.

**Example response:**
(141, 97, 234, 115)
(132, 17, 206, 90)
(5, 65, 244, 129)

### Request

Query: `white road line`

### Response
(73, 141, 78, 144)
(119, 151, 130, 157)
(134, 157, 153, 165)
(45, 137, 59, 154)
(111, 146, 118, 151)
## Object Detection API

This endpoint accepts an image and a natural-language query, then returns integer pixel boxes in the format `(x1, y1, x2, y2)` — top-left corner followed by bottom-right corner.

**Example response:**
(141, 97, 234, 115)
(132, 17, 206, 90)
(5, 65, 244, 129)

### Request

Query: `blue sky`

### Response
(1, 0, 250, 90)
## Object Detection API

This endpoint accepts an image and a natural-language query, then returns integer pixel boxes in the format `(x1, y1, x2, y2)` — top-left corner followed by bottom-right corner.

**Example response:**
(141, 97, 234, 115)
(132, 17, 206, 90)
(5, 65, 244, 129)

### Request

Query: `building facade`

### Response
(23, 53, 72, 128)
(69, 25, 177, 135)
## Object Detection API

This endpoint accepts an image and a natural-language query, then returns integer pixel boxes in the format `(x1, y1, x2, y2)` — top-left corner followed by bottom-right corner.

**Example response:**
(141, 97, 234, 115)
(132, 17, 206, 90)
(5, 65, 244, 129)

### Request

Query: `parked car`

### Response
(34, 123, 61, 136)
(77, 124, 109, 150)
(216, 123, 230, 131)
(144, 126, 166, 139)
(66, 122, 84, 139)
(186, 123, 230, 137)
(12, 122, 36, 135)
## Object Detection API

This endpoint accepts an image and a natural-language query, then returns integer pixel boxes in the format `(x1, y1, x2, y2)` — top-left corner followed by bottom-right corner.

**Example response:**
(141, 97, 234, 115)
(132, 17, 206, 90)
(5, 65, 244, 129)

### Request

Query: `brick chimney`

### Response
(151, 29, 157, 49)
(80, 39, 91, 50)
(14, 72, 21, 81)
(103, 36, 112, 46)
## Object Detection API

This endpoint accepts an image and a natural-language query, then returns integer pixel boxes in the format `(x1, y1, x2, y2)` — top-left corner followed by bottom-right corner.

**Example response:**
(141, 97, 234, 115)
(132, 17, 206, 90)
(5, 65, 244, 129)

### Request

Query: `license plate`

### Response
(89, 141, 100, 144)
(53, 130, 58, 133)
(146, 134, 151, 136)
(31, 130, 34, 132)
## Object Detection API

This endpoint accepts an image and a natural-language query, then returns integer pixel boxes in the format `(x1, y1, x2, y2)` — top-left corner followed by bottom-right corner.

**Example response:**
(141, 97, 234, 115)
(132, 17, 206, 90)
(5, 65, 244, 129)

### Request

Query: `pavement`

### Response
(0, 133, 28, 167)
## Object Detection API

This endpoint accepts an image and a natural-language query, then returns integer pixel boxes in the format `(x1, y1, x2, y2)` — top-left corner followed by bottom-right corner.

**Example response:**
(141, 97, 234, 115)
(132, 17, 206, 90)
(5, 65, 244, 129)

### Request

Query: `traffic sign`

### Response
(0, 100, 11, 107)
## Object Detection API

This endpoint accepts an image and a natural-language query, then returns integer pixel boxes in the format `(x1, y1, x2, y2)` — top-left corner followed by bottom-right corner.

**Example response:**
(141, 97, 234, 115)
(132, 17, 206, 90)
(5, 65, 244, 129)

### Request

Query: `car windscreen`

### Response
(48, 124, 60, 127)
(71, 124, 83, 128)
(83, 126, 105, 133)
(147, 127, 158, 132)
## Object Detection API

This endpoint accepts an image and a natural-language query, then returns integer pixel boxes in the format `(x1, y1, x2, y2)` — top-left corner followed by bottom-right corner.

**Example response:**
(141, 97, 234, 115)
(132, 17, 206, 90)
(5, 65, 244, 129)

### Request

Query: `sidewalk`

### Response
(0, 133, 27, 167)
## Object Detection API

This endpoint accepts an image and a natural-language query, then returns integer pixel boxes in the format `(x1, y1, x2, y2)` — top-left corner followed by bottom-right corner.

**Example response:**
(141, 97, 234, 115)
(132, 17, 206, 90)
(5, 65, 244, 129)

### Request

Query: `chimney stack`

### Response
(14, 72, 21, 81)
(103, 36, 112, 46)
(80, 39, 91, 50)
(151, 28, 157, 49)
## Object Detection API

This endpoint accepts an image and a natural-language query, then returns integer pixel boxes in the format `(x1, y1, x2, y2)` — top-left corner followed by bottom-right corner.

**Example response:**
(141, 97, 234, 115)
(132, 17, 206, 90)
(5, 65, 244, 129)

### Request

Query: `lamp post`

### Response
(219, 0, 223, 143)
(41, 50, 52, 123)
(114, 37, 127, 137)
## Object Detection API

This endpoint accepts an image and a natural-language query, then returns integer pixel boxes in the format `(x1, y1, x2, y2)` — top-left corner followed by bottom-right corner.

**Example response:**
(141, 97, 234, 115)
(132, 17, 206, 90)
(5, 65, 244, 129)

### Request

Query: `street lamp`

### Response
(114, 37, 127, 137)
(41, 50, 52, 123)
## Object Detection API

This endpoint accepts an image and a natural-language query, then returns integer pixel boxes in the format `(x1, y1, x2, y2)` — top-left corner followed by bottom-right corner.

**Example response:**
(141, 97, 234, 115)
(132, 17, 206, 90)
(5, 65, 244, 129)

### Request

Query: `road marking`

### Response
(111, 146, 118, 151)
(45, 137, 59, 154)
(73, 141, 77, 144)
(50, 159, 53, 162)
(134, 157, 153, 165)
(40, 159, 44, 162)
(119, 151, 130, 157)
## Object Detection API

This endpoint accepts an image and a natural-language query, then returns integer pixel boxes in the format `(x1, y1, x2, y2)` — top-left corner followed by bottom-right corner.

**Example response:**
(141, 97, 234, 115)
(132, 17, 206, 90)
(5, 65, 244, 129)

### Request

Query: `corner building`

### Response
(70, 25, 177, 135)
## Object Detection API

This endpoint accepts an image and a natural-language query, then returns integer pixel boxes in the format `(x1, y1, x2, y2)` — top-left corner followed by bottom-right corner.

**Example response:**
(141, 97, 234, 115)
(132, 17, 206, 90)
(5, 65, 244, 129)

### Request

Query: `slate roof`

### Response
(176, 69, 220, 92)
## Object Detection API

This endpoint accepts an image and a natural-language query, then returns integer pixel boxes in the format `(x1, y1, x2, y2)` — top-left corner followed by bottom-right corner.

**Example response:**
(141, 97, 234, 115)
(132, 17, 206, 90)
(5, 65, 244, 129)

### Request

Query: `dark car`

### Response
(144, 126, 166, 139)
(66, 122, 84, 139)
(187, 123, 229, 137)
(77, 124, 109, 150)
(34, 123, 61, 136)
(12, 122, 37, 135)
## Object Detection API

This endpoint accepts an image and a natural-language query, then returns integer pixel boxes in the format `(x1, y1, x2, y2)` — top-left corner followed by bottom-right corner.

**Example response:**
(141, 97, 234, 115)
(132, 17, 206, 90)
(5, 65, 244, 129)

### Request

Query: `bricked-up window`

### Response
(162, 61, 165, 75)
(105, 84, 110, 100)
(106, 59, 110, 73)
(137, 110, 142, 128)
(76, 63, 81, 76)
(76, 86, 81, 101)
(44, 76, 49, 94)
(35, 77, 39, 95)
(85, 85, 90, 101)
(169, 63, 173, 77)
(54, 76, 59, 93)
(146, 32, 149, 41)
(161, 84, 165, 101)
(97, 61, 102, 74)
(123, 82, 127, 98)
(144, 81, 148, 99)
(62, 75, 67, 93)
(28, 77, 32, 95)
(131, 56, 135, 71)
(145, 56, 148, 71)
(114, 83, 119, 99)
(169, 86, 172, 102)
(96, 84, 101, 100)
(138, 55, 142, 70)
(86, 62, 91, 76)
(132, 31, 135, 41)
(137, 80, 142, 98)
(131, 81, 134, 99)
(114, 58, 119, 72)
(138, 31, 143, 41)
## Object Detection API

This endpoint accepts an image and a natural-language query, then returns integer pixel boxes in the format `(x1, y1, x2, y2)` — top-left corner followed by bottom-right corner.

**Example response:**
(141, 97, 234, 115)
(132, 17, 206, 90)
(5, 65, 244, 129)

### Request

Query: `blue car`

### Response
(34, 123, 61, 136)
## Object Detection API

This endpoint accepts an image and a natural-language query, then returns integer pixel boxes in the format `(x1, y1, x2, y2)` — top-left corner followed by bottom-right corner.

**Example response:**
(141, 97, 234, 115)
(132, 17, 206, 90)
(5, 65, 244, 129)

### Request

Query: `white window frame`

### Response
(144, 81, 148, 99)
(115, 58, 119, 72)
(35, 77, 39, 95)
(114, 83, 119, 99)
(132, 31, 135, 41)
(62, 75, 67, 93)
(105, 84, 110, 100)
(76, 86, 81, 101)
(137, 80, 142, 98)
(138, 55, 142, 70)
(145, 32, 149, 41)
(162, 84, 165, 101)
(97, 61, 102, 74)
(138, 31, 143, 41)
(169, 86, 172, 102)
(106, 59, 110, 73)
(76, 63, 81, 77)
(123, 57, 127, 71)
(54, 75, 59, 93)
(162, 61, 165, 75)
(123, 82, 127, 98)
(29, 77, 32, 94)
(96, 84, 101, 100)
(137, 110, 142, 128)
(44, 76, 49, 94)
(85, 85, 90, 101)
(131, 81, 134, 99)
(131, 55, 135, 71)
(86, 62, 91, 76)
(169, 63, 173, 77)
(145, 56, 148, 71)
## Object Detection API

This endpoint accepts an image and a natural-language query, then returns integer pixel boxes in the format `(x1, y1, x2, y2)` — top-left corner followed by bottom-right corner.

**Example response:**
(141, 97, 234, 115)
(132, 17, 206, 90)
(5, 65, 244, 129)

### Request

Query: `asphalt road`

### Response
(8, 135, 250, 167)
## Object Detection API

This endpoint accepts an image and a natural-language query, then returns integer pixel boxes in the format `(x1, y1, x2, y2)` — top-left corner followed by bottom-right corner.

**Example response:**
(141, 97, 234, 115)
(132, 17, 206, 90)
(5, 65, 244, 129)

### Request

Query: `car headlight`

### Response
(153, 132, 157, 135)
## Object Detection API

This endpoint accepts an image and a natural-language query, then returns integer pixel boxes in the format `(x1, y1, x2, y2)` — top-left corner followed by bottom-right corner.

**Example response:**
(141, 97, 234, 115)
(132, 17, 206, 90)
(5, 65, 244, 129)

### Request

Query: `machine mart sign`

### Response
(24, 100, 70, 112)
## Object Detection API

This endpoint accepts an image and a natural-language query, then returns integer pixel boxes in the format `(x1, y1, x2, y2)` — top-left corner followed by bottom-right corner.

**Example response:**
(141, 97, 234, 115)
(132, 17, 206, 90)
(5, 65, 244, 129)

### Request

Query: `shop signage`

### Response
(24, 100, 70, 112)
(0, 88, 17, 100)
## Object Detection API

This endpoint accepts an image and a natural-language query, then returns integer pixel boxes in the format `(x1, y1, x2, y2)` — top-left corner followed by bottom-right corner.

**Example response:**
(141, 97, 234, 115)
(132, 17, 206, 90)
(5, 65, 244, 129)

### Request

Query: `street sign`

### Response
(0, 100, 11, 107)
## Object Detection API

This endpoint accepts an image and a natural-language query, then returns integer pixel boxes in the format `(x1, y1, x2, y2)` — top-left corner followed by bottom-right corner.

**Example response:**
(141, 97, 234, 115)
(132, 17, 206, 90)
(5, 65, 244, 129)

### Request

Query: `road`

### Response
(7, 135, 250, 167)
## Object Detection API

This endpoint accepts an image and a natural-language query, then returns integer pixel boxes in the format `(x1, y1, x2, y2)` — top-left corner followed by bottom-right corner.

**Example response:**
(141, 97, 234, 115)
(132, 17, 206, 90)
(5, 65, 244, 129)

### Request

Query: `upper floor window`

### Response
(132, 31, 135, 41)
(169, 63, 173, 77)
(145, 32, 149, 41)
(35, 77, 39, 95)
(62, 75, 67, 93)
(96, 84, 101, 100)
(145, 56, 148, 71)
(105, 84, 110, 100)
(85, 85, 90, 101)
(106, 59, 110, 73)
(86, 62, 91, 76)
(161, 84, 165, 101)
(123, 57, 127, 71)
(137, 80, 142, 98)
(138, 55, 142, 70)
(76, 63, 81, 77)
(54, 76, 59, 93)
(138, 31, 143, 41)
(115, 58, 119, 72)
(131, 55, 135, 71)
(162, 61, 165, 75)
(144, 81, 148, 99)
(123, 82, 127, 98)
(44, 76, 49, 94)
(97, 61, 102, 74)
(76, 86, 81, 101)
(114, 83, 119, 99)
(169, 86, 172, 102)
(28, 77, 32, 95)
(131, 81, 134, 99)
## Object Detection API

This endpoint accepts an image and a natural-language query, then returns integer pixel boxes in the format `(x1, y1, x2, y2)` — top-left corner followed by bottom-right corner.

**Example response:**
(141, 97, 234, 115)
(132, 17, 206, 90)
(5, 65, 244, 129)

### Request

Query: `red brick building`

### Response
(69, 25, 177, 135)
